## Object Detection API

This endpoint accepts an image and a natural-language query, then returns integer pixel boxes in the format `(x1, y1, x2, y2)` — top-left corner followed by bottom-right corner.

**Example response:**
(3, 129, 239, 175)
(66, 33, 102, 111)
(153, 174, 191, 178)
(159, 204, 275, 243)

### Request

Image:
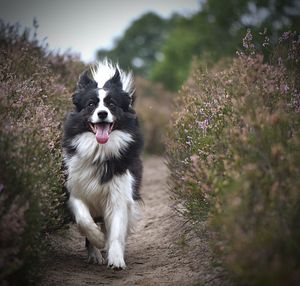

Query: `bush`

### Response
(167, 30, 300, 285)
(47, 52, 86, 90)
(134, 76, 173, 154)
(0, 21, 71, 285)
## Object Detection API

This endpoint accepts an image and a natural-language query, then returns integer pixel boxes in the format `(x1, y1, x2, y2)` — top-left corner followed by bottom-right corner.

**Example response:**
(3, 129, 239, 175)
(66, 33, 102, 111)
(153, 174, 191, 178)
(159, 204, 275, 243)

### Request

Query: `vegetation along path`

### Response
(41, 156, 228, 286)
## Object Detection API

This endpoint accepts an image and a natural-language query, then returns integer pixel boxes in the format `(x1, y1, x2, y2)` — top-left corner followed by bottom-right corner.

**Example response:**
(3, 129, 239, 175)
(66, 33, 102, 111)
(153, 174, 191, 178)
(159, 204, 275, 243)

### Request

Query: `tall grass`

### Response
(167, 30, 300, 285)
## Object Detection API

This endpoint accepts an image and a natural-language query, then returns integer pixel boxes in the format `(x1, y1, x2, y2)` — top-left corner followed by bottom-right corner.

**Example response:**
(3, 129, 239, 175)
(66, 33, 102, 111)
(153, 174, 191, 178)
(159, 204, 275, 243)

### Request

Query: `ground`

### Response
(40, 156, 229, 286)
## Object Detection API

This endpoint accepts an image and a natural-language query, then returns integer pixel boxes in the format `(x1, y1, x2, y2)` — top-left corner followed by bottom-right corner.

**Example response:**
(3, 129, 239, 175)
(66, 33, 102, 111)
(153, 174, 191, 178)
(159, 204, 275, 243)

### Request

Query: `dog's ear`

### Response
(72, 91, 80, 109)
(104, 68, 122, 89)
(73, 70, 97, 111)
(77, 70, 97, 89)
(111, 68, 121, 84)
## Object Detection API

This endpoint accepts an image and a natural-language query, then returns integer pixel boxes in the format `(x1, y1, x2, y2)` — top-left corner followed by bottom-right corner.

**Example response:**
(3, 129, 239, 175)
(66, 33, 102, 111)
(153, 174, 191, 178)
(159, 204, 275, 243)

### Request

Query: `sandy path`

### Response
(40, 156, 228, 286)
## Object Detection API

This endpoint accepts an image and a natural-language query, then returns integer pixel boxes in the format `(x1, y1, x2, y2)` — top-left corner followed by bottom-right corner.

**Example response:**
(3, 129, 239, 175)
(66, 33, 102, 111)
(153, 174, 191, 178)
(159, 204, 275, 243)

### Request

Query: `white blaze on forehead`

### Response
(90, 89, 114, 123)
(91, 60, 115, 88)
(98, 89, 108, 110)
(91, 58, 135, 97)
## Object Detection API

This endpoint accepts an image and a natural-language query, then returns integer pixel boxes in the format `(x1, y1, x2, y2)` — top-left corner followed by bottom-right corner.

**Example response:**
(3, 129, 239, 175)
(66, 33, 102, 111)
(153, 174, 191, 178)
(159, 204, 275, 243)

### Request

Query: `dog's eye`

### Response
(109, 102, 115, 108)
(88, 102, 95, 107)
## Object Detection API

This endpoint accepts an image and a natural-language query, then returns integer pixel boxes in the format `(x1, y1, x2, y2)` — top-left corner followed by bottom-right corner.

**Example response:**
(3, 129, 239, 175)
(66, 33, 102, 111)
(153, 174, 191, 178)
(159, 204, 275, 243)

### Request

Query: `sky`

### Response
(0, 0, 200, 62)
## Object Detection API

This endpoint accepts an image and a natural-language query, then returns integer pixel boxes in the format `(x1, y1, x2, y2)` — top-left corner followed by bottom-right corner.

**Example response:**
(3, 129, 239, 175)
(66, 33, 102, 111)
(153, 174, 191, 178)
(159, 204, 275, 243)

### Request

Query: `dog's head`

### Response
(72, 60, 135, 144)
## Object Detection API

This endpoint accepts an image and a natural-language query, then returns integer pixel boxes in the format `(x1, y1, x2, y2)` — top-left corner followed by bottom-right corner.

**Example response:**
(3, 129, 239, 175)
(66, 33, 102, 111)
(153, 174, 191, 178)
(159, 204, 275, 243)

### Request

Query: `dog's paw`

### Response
(107, 242, 126, 270)
(107, 259, 126, 270)
(87, 247, 106, 265)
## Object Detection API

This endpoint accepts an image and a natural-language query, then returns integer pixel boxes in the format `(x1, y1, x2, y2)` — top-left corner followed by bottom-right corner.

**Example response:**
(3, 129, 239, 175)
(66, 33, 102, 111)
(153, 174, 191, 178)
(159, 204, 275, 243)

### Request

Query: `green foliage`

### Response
(0, 21, 72, 285)
(151, 0, 300, 90)
(167, 31, 300, 285)
(96, 1, 300, 91)
(97, 12, 171, 76)
(149, 25, 198, 91)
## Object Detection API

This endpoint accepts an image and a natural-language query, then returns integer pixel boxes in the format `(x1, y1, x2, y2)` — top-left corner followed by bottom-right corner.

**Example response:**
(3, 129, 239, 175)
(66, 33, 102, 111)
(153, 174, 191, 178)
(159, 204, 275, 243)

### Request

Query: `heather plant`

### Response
(134, 76, 173, 154)
(47, 52, 86, 90)
(0, 21, 71, 284)
(167, 31, 300, 285)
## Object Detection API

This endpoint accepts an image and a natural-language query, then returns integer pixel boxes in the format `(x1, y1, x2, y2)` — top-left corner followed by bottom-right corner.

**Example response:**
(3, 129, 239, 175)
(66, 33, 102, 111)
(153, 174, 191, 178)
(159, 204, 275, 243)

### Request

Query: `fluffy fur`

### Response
(62, 59, 143, 269)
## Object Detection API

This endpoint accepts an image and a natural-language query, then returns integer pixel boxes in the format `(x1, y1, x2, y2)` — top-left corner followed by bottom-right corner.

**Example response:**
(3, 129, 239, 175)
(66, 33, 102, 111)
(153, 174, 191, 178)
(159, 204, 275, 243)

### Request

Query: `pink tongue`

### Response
(95, 124, 110, 144)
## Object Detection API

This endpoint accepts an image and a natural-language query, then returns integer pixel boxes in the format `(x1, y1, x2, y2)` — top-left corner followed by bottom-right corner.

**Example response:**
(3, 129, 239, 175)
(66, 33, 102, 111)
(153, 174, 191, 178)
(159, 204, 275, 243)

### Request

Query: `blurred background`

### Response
(0, 0, 300, 285)
(1, 0, 299, 87)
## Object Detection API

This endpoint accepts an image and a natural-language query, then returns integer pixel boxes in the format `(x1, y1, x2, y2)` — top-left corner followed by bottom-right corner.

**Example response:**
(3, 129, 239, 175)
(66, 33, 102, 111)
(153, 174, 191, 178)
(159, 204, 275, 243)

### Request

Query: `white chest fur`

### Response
(64, 131, 134, 216)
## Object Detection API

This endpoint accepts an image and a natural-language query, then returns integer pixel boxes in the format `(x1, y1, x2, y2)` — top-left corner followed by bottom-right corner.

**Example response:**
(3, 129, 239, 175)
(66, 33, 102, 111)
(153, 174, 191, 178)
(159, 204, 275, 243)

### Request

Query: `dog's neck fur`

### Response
(70, 130, 133, 163)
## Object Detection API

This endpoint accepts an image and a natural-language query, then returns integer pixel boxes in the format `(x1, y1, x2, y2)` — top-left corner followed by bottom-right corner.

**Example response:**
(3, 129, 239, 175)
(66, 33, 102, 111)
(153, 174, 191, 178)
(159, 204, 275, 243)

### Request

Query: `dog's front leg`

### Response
(105, 200, 128, 269)
(105, 172, 135, 269)
(69, 196, 105, 249)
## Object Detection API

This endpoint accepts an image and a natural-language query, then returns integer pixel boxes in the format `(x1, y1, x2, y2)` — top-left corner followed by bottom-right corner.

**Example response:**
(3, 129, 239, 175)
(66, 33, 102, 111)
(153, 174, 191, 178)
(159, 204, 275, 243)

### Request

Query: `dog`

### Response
(62, 59, 143, 269)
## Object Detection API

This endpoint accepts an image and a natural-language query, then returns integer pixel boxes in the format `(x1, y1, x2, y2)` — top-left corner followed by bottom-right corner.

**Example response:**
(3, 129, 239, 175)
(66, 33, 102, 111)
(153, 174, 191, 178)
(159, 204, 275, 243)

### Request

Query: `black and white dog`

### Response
(62, 59, 143, 269)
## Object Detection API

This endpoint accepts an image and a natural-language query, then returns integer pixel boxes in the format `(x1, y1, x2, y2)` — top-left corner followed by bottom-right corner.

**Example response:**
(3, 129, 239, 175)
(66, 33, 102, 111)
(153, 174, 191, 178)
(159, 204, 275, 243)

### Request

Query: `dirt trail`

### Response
(41, 156, 227, 286)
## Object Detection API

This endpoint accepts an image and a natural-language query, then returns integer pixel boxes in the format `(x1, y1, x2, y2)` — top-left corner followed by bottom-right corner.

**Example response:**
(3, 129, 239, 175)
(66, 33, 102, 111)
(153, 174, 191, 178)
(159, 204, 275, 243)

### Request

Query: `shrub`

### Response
(47, 52, 86, 90)
(0, 21, 71, 285)
(134, 76, 173, 154)
(167, 30, 300, 285)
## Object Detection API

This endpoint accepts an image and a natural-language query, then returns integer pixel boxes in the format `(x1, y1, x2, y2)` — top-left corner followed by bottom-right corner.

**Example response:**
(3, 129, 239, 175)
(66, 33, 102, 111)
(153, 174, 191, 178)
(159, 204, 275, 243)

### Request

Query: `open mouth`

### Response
(88, 122, 114, 144)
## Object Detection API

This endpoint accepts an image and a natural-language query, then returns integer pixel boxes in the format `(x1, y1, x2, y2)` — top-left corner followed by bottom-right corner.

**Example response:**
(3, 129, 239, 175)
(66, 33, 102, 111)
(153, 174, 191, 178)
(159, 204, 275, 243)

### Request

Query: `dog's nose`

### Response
(98, 111, 108, 119)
